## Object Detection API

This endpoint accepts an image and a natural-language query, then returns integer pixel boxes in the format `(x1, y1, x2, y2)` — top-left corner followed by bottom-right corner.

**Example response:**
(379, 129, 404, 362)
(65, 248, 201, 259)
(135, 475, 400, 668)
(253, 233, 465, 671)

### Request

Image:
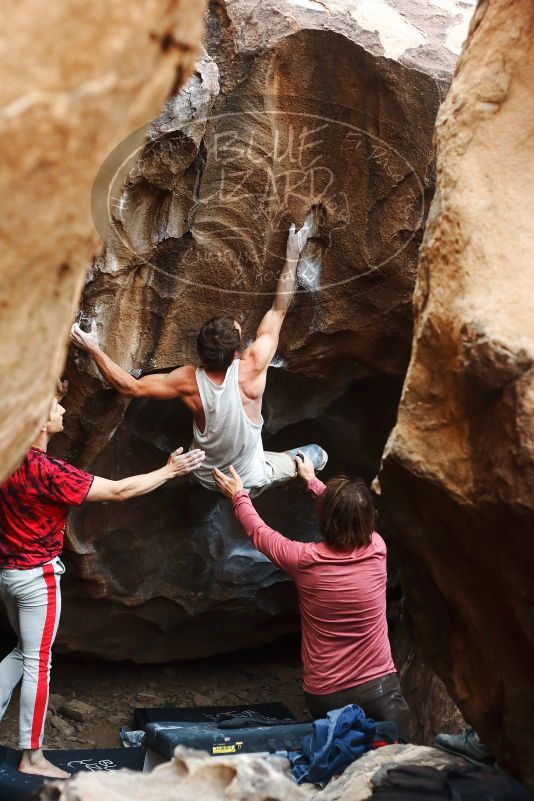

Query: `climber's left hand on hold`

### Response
(213, 465, 244, 499)
(70, 319, 100, 354)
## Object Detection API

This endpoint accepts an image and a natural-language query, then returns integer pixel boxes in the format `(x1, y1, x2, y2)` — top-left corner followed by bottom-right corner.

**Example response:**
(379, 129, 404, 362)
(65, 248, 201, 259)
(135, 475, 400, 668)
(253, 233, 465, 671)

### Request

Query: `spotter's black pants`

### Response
(305, 671, 411, 741)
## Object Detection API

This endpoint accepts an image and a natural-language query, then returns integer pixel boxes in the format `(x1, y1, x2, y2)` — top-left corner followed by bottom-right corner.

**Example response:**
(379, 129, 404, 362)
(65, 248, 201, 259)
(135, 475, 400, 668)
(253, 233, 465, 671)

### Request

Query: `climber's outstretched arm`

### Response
(245, 221, 311, 372)
(70, 321, 189, 399)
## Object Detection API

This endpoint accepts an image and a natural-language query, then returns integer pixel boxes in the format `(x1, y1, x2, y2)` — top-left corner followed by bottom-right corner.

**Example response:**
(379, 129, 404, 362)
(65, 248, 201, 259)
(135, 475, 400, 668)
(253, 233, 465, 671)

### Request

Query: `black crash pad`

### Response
(144, 719, 314, 760)
(0, 746, 144, 801)
(134, 701, 295, 730)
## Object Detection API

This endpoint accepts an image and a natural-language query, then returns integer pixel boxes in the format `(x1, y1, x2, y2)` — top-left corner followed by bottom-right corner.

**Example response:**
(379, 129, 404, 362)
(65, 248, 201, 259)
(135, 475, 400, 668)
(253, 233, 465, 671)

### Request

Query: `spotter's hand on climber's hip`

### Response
(212, 465, 244, 499)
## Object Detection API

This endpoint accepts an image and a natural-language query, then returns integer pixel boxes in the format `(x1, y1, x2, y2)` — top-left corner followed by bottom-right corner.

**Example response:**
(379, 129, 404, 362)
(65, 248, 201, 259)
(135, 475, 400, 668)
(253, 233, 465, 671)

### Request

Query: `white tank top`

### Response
(191, 359, 268, 491)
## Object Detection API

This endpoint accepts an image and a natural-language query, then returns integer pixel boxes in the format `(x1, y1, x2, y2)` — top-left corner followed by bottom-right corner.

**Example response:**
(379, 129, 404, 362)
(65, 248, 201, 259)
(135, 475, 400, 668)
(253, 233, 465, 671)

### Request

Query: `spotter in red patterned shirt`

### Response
(0, 448, 93, 569)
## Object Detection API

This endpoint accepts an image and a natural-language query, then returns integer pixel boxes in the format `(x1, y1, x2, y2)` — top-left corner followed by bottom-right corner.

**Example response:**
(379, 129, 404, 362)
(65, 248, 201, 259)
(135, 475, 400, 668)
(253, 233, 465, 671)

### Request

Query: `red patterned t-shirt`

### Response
(0, 448, 94, 569)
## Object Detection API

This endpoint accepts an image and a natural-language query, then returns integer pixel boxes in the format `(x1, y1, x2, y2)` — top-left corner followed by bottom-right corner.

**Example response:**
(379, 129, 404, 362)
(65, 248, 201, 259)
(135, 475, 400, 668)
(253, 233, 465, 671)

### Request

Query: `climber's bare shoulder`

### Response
(238, 349, 268, 418)
(133, 364, 194, 400)
(239, 340, 265, 372)
(241, 309, 283, 377)
(147, 364, 203, 424)
(167, 364, 202, 402)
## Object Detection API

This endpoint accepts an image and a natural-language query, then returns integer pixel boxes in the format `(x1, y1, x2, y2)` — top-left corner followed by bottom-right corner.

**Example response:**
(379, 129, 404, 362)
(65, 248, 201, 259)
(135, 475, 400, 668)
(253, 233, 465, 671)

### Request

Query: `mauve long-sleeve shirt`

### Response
(232, 477, 395, 695)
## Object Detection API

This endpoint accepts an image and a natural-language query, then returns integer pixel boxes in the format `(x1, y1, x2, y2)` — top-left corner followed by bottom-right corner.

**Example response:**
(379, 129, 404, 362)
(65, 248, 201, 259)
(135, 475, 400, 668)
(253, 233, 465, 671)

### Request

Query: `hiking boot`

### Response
(434, 729, 494, 765)
(287, 444, 328, 472)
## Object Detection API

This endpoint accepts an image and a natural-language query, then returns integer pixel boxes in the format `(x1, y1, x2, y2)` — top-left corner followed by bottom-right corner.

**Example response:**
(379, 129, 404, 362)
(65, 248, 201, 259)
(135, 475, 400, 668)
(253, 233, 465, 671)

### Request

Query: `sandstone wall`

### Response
(378, 0, 534, 784)
(0, 0, 207, 482)
(54, 0, 472, 661)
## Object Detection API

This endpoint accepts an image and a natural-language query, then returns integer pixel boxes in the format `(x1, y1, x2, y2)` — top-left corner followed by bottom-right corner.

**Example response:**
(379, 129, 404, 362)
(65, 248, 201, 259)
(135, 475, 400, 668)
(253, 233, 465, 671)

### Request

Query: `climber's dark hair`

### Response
(317, 477, 375, 551)
(197, 315, 241, 370)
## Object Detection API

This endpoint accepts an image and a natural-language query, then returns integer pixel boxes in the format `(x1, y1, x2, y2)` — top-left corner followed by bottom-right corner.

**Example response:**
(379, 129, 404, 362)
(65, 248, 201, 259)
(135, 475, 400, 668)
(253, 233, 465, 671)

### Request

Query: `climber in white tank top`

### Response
(70, 218, 328, 496)
(191, 359, 267, 491)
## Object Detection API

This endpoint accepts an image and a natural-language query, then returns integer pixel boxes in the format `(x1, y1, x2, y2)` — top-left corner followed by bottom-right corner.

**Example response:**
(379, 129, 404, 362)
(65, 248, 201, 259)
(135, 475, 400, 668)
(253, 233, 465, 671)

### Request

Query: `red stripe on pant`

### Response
(30, 563, 57, 749)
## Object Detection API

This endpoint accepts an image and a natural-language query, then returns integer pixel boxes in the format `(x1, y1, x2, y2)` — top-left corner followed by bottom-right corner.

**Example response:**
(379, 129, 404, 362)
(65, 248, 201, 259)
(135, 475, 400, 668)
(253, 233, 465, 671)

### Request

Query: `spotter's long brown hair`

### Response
(316, 476, 375, 551)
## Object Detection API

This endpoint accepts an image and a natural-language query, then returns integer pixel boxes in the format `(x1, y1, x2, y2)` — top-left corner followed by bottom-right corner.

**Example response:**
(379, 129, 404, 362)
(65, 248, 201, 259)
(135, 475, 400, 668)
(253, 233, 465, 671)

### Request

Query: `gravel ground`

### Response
(1, 637, 307, 751)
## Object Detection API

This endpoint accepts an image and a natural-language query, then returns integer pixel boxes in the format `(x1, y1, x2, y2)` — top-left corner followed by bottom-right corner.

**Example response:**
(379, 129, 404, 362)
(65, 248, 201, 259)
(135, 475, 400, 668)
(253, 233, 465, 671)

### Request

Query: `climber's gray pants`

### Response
(250, 444, 328, 498)
(0, 557, 64, 749)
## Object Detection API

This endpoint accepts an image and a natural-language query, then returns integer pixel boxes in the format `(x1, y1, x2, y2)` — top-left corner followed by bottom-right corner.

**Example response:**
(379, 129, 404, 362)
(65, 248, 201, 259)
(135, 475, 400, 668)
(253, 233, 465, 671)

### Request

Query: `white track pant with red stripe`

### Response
(0, 557, 63, 749)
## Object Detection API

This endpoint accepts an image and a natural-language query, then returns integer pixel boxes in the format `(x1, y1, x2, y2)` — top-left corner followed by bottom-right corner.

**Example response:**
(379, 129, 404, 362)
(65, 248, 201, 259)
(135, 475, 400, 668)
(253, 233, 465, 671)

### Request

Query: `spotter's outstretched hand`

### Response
(167, 447, 205, 477)
(70, 319, 99, 353)
(213, 465, 244, 499)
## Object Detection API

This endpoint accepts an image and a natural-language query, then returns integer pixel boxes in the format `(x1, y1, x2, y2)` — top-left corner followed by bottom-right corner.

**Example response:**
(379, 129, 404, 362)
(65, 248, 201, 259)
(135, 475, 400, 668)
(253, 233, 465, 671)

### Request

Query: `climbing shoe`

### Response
(434, 729, 494, 765)
(288, 444, 328, 472)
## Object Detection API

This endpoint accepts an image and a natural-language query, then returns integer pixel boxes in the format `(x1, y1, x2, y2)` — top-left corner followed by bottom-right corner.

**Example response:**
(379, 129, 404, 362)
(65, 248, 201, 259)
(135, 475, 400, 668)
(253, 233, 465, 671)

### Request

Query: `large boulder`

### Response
(378, 0, 534, 786)
(54, 0, 473, 661)
(0, 0, 207, 482)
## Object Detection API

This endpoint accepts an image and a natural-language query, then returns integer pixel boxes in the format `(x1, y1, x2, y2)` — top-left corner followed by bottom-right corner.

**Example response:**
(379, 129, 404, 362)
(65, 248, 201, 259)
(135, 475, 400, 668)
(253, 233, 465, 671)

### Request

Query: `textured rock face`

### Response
(54, 0, 473, 662)
(378, 0, 534, 785)
(0, 0, 207, 482)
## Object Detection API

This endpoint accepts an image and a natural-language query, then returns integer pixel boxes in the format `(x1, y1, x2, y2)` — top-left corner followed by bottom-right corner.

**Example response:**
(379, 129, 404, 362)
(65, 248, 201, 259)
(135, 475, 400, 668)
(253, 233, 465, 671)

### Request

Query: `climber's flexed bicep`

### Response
(245, 308, 286, 374)
(70, 320, 191, 400)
